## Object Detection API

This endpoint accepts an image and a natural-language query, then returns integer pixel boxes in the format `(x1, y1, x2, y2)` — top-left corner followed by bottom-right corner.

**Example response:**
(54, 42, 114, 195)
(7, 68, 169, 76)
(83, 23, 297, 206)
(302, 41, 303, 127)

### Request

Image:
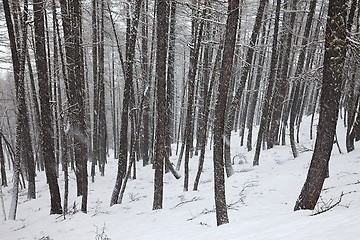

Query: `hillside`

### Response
(1, 116, 360, 240)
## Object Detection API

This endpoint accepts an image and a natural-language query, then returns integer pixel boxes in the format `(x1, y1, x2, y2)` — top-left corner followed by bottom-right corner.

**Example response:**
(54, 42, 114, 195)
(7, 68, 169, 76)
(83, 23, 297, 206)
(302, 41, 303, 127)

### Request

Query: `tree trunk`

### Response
(0, 135, 7, 187)
(213, 0, 240, 226)
(91, 0, 99, 183)
(34, 0, 63, 214)
(294, 0, 347, 211)
(166, 0, 176, 149)
(153, 0, 168, 210)
(140, 0, 150, 166)
(59, 0, 88, 213)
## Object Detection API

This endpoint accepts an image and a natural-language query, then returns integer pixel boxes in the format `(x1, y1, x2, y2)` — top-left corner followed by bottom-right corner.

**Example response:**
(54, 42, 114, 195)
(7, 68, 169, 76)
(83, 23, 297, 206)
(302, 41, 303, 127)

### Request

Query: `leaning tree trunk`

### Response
(294, 0, 347, 211)
(213, 0, 240, 226)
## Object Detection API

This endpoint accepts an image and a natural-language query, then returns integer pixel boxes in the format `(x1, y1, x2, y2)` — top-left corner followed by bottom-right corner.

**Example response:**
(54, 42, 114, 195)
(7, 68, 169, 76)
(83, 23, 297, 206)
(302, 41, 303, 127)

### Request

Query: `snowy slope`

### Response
(1, 116, 360, 240)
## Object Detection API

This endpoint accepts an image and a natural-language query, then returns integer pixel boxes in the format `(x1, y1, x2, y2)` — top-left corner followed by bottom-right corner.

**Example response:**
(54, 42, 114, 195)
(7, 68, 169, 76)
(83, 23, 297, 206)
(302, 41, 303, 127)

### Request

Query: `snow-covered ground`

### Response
(1, 115, 360, 240)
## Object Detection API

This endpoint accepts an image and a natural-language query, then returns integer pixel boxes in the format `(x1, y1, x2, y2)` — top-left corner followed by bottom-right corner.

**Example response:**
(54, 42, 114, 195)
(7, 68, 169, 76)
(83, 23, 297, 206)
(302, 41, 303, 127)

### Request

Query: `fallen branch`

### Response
(171, 197, 202, 210)
(187, 208, 214, 221)
(323, 180, 360, 191)
(312, 192, 344, 216)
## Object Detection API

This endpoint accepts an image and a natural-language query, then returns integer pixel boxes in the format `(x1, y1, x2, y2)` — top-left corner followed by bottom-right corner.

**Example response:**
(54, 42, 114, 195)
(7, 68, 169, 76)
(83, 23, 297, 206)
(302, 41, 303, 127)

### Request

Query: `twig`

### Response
(199, 222, 212, 227)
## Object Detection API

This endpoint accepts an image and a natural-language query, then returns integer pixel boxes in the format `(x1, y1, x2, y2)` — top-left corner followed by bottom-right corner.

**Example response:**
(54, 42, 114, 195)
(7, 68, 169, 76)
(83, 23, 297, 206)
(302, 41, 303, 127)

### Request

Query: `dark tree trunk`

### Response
(153, 0, 168, 210)
(140, 0, 150, 166)
(294, 0, 347, 211)
(91, 0, 99, 183)
(34, 0, 63, 214)
(59, 0, 88, 213)
(52, 0, 69, 215)
(0, 136, 7, 187)
(166, 0, 176, 149)
(213, 0, 240, 226)
(92, 0, 107, 177)
(98, 0, 107, 176)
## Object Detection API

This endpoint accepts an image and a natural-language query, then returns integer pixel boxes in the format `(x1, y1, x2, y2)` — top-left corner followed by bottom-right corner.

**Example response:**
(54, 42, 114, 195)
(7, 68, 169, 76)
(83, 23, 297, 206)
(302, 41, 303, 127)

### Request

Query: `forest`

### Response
(0, 0, 359, 238)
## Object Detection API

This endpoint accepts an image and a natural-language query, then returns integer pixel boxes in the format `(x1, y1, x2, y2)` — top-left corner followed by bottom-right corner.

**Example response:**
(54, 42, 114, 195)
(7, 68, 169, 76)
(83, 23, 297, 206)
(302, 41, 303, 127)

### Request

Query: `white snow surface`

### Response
(1, 116, 360, 240)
